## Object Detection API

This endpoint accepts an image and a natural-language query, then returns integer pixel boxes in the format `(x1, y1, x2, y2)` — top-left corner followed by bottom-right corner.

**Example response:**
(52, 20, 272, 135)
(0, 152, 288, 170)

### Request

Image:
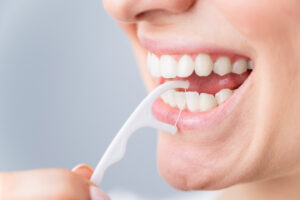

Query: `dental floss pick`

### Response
(91, 81, 189, 186)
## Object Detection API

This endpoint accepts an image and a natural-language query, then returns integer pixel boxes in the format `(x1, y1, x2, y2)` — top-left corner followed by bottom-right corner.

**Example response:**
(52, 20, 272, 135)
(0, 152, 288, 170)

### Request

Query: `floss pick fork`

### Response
(91, 80, 189, 186)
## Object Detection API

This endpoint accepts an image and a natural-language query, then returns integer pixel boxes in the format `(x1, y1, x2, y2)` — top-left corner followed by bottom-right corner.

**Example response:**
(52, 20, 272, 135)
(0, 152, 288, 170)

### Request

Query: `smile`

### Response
(145, 44, 254, 131)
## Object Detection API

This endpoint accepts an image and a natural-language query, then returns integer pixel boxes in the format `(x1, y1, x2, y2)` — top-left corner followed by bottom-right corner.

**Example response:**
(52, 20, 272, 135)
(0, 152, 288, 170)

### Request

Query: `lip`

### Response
(152, 72, 253, 131)
(139, 37, 251, 58)
(139, 37, 254, 131)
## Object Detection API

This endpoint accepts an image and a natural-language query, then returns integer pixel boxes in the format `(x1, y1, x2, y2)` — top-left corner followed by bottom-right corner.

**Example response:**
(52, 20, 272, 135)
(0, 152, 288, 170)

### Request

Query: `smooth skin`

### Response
(0, 164, 110, 200)
(102, 0, 300, 199)
(2, 0, 300, 199)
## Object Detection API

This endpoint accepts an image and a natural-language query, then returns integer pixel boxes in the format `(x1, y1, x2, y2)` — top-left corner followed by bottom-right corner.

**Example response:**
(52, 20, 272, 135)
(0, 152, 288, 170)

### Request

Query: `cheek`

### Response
(114, 23, 157, 91)
(213, 0, 299, 41)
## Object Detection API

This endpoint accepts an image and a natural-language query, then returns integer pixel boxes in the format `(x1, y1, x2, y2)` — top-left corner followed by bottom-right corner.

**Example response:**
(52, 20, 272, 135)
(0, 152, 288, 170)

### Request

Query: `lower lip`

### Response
(152, 72, 254, 131)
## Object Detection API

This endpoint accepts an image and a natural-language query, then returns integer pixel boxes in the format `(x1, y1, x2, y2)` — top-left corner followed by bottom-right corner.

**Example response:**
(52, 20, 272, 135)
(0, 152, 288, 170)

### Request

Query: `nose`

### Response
(103, 0, 195, 23)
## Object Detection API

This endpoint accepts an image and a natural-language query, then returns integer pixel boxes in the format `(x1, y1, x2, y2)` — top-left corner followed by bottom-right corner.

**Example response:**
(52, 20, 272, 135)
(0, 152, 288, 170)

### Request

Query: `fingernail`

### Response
(72, 164, 83, 171)
(89, 186, 110, 200)
(72, 164, 91, 171)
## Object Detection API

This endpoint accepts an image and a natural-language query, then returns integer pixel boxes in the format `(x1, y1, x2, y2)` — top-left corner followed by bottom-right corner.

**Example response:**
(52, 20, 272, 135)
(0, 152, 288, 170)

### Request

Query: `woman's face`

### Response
(103, 0, 300, 190)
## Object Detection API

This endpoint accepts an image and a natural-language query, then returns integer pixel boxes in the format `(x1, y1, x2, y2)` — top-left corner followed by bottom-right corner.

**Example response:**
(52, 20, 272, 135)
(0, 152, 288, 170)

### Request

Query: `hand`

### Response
(0, 164, 110, 200)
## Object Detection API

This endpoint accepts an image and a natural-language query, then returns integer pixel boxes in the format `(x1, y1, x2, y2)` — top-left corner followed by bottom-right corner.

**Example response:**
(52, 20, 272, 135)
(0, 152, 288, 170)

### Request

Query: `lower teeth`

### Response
(160, 88, 234, 112)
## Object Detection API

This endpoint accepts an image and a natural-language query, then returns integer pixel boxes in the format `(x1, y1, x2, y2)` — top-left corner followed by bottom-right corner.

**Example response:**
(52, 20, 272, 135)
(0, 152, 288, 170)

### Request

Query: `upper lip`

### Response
(139, 37, 251, 58)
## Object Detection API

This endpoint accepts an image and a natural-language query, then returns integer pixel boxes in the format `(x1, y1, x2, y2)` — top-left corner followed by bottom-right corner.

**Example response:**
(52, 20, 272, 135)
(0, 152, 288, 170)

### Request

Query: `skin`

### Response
(1, 1, 300, 199)
(0, 164, 110, 200)
(102, 0, 300, 199)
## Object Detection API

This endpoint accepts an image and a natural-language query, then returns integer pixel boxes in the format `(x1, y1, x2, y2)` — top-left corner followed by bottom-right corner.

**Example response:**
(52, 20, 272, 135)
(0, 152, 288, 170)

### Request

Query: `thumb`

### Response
(72, 164, 94, 180)
(72, 164, 111, 200)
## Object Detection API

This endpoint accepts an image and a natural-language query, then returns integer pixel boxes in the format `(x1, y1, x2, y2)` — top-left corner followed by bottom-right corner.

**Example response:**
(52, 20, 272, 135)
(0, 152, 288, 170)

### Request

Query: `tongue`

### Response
(162, 70, 251, 94)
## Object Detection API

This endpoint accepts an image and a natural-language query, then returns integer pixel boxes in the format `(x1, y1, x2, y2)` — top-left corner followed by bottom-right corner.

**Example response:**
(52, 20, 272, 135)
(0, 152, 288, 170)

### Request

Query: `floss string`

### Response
(174, 88, 187, 128)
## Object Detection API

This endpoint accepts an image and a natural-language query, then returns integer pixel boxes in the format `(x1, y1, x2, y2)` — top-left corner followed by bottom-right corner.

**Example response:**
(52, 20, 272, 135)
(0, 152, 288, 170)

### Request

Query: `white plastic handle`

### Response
(90, 81, 189, 185)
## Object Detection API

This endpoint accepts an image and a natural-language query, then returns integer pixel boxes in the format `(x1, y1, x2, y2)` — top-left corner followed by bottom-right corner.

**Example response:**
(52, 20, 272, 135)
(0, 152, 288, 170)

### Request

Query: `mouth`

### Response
(144, 40, 254, 131)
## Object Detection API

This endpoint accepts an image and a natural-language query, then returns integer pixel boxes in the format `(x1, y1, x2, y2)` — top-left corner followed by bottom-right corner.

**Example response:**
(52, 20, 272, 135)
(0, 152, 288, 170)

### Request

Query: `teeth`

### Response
(147, 52, 151, 71)
(147, 52, 252, 78)
(214, 57, 232, 76)
(174, 91, 186, 110)
(232, 59, 248, 74)
(161, 90, 176, 107)
(161, 88, 233, 112)
(199, 93, 217, 111)
(215, 89, 233, 104)
(248, 60, 254, 70)
(147, 53, 160, 77)
(160, 55, 177, 78)
(195, 54, 213, 76)
(185, 92, 200, 112)
(177, 55, 195, 77)
(160, 91, 169, 104)
(167, 90, 176, 107)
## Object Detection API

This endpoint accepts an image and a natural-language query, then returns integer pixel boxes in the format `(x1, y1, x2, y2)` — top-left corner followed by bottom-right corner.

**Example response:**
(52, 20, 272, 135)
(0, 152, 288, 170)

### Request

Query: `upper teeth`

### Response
(178, 55, 195, 77)
(160, 55, 178, 78)
(195, 54, 214, 76)
(147, 53, 252, 78)
(213, 56, 232, 76)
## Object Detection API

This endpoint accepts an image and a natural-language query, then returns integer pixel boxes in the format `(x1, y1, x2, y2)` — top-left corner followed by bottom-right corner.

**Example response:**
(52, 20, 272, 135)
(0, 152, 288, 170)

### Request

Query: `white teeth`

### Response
(147, 52, 152, 71)
(185, 92, 200, 112)
(161, 90, 176, 107)
(147, 53, 160, 77)
(147, 52, 252, 78)
(161, 88, 233, 112)
(248, 60, 254, 70)
(232, 59, 248, 74)
(160, 55, 177, 78)
(195, 54, 213, 76)
(215, 89, 233, 105)
(167, 90, 176, 107)
(177, 55, 195, 77)
(174, 91, 186, 110)
(160, 91, 169, 104)
(214, 57, 232, 76)
(199, 93, 217, 111)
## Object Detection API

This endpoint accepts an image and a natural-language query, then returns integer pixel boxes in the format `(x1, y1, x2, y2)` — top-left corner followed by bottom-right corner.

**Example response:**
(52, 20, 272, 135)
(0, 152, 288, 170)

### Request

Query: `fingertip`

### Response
(72, 164, 94, 179)
(89, 186, 111, 200)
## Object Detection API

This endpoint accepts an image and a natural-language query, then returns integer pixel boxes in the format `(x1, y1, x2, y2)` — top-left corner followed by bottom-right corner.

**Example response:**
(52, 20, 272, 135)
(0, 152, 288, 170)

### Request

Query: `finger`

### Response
(71, 165, 110, 200)
(89, 186, 111, 200)
(0, 169, 91, 200)
(72, 164, 94, 180)
(72, 165, 98, 187)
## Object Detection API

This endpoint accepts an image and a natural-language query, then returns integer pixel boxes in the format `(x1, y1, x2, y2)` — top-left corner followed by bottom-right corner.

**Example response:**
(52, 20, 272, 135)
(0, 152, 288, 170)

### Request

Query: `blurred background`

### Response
(0, 0, 209, 199)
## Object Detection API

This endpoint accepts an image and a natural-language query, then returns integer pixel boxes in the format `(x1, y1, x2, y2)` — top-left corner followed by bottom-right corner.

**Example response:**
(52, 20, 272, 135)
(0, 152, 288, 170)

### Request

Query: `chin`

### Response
(156, 126, 264, 191)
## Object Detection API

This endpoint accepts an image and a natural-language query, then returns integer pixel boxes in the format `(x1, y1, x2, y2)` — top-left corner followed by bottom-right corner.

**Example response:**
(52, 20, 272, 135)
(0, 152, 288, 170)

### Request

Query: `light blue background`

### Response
(0, 0, 203, 198)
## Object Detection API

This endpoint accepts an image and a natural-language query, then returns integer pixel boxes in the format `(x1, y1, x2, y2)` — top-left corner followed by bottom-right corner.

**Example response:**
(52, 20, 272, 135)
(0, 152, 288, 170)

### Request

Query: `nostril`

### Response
(170, 0, 196, 13)
(135, 9, 170, 21)
(136, 0, 196, 19)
